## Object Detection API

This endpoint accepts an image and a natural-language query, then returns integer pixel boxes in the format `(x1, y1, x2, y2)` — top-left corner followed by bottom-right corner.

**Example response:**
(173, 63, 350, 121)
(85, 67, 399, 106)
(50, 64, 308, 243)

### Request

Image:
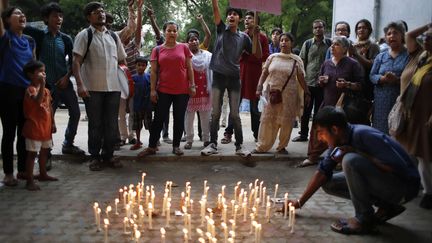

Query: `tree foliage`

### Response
(7, 0, 332, 51)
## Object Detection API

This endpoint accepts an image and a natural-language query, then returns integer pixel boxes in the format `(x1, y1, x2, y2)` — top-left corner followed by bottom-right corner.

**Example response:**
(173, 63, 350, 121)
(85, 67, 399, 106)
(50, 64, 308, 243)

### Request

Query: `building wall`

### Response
(333, 0, 432, 41)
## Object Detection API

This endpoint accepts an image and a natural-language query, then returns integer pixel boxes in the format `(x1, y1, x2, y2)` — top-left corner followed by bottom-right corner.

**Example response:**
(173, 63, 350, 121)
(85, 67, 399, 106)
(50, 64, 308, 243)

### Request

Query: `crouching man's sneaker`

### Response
(62, 144, 85, 155)
(236, 145, 251, 158)
(201, 143, 218, 156)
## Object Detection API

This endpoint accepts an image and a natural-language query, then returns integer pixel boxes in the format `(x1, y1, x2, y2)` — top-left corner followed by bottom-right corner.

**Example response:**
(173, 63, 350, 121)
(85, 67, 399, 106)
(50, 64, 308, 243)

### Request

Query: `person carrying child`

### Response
(22, 60, 58, 191)
(130, 56, 152, 150)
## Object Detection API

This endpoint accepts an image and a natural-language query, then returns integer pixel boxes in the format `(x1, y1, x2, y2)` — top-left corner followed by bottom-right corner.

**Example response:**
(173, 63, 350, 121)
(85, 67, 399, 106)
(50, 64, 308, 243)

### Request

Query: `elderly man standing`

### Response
(72, 2, 126, 171)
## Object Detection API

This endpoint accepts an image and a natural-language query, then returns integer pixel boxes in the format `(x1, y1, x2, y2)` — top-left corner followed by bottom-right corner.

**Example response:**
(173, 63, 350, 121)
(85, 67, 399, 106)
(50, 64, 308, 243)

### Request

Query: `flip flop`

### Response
(3, 178, 18, 187)
(296, 159, 318, 168)
(330, 218, 378, 235)
(374, 205, 406, 224)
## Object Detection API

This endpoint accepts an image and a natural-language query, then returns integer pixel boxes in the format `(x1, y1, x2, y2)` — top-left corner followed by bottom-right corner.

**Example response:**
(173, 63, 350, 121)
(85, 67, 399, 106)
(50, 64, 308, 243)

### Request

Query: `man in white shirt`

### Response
(72, 1, 126, 171)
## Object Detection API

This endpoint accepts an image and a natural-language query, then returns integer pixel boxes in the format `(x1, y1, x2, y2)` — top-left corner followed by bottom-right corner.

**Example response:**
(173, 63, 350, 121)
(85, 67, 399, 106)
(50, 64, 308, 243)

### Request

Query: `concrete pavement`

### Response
(0, 109, 431, 242)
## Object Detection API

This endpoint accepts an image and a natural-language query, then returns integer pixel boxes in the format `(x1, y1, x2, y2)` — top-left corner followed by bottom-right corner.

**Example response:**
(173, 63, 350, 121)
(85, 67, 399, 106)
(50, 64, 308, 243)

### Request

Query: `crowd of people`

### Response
(1, 0, 431, 236)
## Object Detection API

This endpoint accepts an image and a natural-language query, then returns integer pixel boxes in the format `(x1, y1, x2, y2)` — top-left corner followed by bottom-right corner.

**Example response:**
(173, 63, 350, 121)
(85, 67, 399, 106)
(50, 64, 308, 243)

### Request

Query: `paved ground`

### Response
(0, 109, 431, 242)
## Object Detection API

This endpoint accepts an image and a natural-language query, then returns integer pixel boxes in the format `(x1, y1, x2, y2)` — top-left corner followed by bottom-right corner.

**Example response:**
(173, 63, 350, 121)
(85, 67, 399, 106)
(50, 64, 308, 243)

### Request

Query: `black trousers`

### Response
(299, 86, 323, 138)
(149, 92, 189, 148)
(0, 83, 27, 175)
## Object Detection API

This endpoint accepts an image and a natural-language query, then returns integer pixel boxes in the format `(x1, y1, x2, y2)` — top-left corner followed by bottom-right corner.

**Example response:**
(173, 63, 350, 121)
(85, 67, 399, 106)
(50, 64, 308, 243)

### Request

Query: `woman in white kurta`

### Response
(254, 33, 310, 154)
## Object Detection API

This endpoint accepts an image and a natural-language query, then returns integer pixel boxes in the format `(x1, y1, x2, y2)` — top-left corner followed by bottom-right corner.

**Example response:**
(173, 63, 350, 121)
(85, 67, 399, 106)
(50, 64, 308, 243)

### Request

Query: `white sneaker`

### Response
(201, 143, 218, 156)
(236, 146, 251, 158)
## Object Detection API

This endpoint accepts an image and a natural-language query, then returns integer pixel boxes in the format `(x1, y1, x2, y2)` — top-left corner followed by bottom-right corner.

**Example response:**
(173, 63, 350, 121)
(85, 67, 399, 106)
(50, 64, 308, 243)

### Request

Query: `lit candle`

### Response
(135, 230, 141, 243)
(207, 208, 213, 220)
(243, 202, 247, 222)
(266, 202, 271, 222)
(251, 220, 257, 236)
(183, 228, 189, 243)
(103, 218, 109, 243)
(160, 228, 166, 243)
(137, 185, 141, 205)
(190, 199, 194, 212)
(261, 187, 266, 207)
(166, 201, 171, 227)
(217, 193, 222, 208)
(148, 203, 153, 229)
(222, 204, 227, 222)
(168, 181, 172, 199)
(254, 179, 259, 190)
(93, 202, 99, 225)
(162, 190, 168, 216)
(97, 208, 101, 232)
(196, 228, 204, 238)
(231, 200, 235, 217)
(200, 198, 206, 226)
(259, 181, 264, 201)
(203, 180, 207, 195)
(254, 222, 259, 242)
(123, 191, 128, 209)
(249, 189, 255, 206)
(234, 205, 239, 224)
(221, 222, 228, 243)
(229, 219, 236, 237)
(229, 230, 236, 239)
(234, 185, 238, 202)
(139, 210, 145, 227)
(151, 188, 155, 207)
(273, 184, 279, 207)
(284, 193, 288, 219)
(106, 206, 112, 220)
(141, 172, 146, 188)
(221, 185, 226, 198)
(209, 218, 215, 237)
(187, 214, 192, 239)
(123, 217, 129, 234)
(249, 183, 253, 192)
(114, 198, 119, 215)
(238, 189, 244, 205)
(145, 186, 150, 206)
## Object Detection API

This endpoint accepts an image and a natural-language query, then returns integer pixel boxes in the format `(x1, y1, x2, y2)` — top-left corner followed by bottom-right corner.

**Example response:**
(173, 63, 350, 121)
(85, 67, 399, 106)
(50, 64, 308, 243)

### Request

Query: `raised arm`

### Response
(118, 3, 137, 41)
(211, 0, 221, 25)
(197, 14, 211, 49)
(134, 0, 144, 46)
(0, 0, 6, 37)
(147, 6, 161, 41)
(406, 23, 431, 53)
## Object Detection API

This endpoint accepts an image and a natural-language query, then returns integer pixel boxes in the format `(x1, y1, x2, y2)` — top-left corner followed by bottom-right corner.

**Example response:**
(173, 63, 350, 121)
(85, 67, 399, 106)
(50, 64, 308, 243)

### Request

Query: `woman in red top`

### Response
(138, 21, 195, 156)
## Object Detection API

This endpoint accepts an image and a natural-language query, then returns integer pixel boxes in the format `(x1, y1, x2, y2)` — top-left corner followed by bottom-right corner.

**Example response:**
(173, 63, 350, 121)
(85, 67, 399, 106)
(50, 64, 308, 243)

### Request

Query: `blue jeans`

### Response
(51, 81, 81, 146)
(322, 153, 408, 223)
(83, 91, 120, 160)
(210, 72, 243, 147)
(148, 92, 189, 148)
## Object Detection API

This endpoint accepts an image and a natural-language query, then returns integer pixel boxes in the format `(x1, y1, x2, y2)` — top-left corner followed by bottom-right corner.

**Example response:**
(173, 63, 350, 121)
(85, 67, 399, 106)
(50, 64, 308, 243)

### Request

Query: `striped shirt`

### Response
(124, 40, 140, 76)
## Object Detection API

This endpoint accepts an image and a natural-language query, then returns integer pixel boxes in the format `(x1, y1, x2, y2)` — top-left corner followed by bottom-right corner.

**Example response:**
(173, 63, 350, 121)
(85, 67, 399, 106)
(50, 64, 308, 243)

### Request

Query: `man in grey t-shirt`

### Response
(201, 0, 261, 157)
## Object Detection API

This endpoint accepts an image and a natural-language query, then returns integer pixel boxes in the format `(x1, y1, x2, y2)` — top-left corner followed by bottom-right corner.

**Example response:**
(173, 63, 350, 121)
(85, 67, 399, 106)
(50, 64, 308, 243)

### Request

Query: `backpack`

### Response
(303, 38, 332, 66)
(82, 27, 118, 61)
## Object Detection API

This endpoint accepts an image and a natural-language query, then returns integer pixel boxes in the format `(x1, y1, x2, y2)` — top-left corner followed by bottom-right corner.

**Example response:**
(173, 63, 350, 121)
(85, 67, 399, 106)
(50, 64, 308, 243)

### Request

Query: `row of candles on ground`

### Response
(92, 173, 296, 242)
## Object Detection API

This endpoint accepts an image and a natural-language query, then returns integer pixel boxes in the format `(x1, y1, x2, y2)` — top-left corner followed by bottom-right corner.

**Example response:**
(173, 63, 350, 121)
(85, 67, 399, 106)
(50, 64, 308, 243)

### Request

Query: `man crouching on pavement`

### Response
(288, 106, 420, 235)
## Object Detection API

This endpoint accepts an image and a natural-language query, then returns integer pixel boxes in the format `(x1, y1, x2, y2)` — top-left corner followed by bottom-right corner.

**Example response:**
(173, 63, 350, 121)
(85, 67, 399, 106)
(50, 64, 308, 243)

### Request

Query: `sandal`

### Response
(296, 158, 318, 168)
(130, 143, 142, 150)
(173, 147, 184, 156)
(276, 148, 289, 154)
(137, 147, 156, 157)
(374, 205, 405, 224)
(330, 218, 377, 235)
(184, 142, 192, 150)
(3, 176, 18, 187)
(89, 160, 104, 171)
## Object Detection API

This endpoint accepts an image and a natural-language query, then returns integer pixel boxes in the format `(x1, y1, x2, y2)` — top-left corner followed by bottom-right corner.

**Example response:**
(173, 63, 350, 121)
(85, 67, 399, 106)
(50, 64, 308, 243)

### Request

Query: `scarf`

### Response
(402, 51, 432, 115)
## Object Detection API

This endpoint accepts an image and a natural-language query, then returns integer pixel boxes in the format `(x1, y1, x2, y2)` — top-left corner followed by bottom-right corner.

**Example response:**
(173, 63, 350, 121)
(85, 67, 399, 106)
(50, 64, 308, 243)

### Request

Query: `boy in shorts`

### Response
(130, 56, 151, 150)
(22, 60, 58, 190)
